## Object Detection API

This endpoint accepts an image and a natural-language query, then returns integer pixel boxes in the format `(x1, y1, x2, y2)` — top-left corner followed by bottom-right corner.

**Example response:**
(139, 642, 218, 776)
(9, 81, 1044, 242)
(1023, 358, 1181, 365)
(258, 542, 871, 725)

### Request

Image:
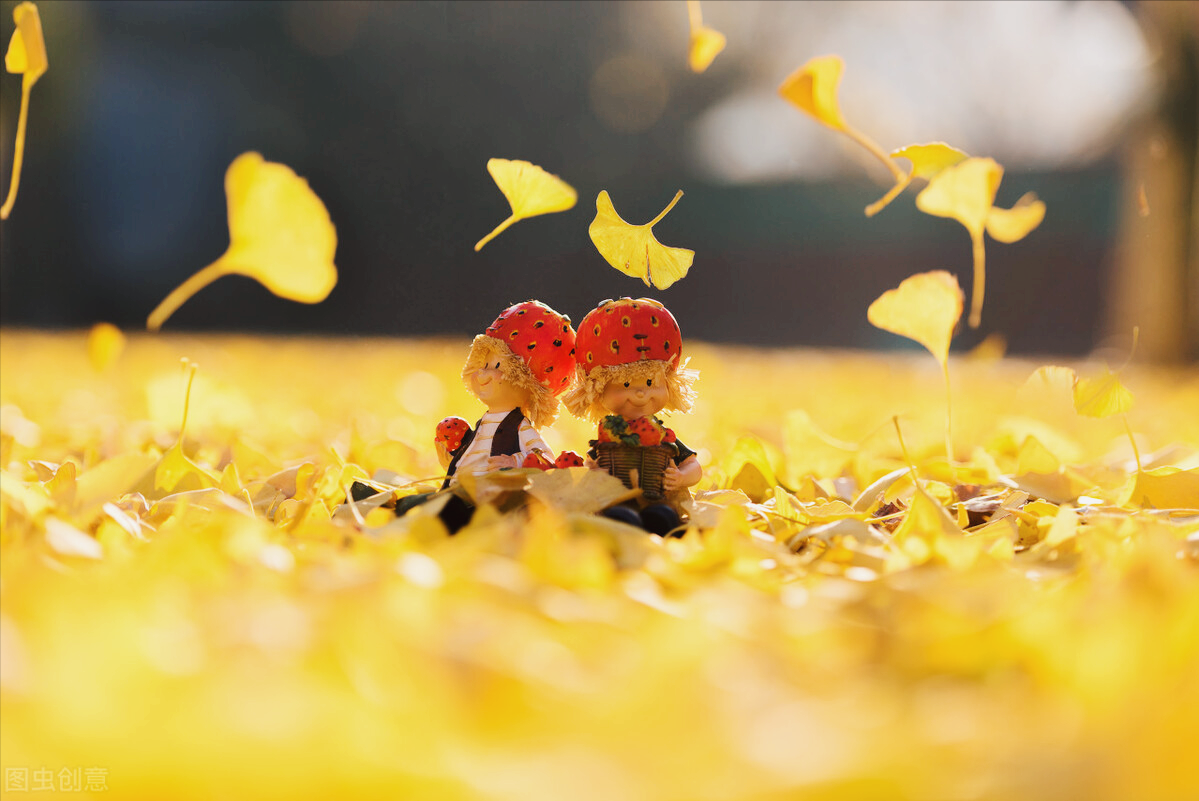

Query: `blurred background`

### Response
(1, 0, 1195, 361)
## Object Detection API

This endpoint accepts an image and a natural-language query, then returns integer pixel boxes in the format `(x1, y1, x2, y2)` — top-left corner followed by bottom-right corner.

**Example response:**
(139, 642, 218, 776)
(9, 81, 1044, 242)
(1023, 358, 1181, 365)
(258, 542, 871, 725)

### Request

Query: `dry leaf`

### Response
(474, 158, 576, 251)
(588, 190, 694, 289)
(146, 152, 337, 331)
(1, 1, 48, 219)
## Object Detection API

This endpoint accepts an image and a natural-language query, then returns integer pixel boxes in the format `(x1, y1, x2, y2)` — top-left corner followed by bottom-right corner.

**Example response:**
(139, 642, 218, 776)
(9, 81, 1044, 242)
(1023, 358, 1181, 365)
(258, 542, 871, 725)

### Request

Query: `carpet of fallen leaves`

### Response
(1, 330, 1197, 801)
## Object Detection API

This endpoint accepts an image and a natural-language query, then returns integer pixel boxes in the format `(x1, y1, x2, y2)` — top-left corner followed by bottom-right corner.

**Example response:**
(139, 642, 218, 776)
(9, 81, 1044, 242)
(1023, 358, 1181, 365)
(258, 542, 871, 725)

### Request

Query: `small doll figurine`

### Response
(562, 297, 701, 536)
(379, 300, 578, 533)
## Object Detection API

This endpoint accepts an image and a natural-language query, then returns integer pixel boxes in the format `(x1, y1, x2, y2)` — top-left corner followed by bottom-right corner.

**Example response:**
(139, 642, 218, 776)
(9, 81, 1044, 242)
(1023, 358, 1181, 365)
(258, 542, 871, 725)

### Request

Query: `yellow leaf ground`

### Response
(1, 330, 1197, 801)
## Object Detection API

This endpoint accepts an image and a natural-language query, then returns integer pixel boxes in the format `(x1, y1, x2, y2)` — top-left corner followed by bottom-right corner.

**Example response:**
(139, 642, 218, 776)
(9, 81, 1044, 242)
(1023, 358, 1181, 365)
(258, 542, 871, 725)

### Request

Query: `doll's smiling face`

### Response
(470, 359, 528, 412)
(602, 371, 668, 420)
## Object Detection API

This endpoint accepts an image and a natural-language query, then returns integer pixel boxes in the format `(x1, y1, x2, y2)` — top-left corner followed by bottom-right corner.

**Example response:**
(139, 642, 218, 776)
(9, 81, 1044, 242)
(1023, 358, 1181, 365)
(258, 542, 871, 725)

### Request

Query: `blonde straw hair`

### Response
(562, 357, 698, 423)
(461, 335, 561, 428)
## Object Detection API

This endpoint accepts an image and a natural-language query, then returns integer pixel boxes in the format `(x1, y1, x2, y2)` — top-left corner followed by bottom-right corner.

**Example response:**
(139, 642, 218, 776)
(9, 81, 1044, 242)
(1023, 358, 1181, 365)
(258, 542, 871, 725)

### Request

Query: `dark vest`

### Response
(441, 407, 525, 489)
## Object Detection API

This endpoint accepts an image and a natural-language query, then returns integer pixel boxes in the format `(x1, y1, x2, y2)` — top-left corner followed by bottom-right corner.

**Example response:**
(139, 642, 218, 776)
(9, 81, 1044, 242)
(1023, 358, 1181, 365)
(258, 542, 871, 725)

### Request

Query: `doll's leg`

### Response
(601, 504, 643, 529)
(640, 504, 682, 537)
(438, 492, 475, 534)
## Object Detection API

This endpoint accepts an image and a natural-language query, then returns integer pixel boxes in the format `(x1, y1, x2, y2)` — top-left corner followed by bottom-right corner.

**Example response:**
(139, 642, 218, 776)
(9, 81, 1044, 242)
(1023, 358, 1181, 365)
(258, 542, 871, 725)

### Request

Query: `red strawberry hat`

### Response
(563, 298, 698, 423)
(462, 300, 577, 427)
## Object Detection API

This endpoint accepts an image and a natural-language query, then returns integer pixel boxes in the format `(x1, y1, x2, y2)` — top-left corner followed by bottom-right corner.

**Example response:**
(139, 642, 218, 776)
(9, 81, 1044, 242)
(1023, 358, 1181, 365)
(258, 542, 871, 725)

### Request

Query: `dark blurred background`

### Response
(1, 0, 1196, 361)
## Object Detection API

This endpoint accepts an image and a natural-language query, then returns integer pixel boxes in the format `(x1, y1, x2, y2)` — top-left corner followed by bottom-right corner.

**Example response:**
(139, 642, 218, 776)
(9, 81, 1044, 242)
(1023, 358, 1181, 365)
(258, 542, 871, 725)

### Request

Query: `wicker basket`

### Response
(592, 441, 674, 502)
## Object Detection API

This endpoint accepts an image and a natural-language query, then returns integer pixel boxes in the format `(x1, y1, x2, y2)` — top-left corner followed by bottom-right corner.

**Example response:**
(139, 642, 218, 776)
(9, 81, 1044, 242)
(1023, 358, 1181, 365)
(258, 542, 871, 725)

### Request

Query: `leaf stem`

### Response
(648, 190, 684, 227)
(843, 125, 905, 182)
(968, 230, 986, 329)
(941, 360, 954, 465)
(474, 214, 517, 251)
(0, 81, 33, 220)
(1122, 414, 1143, 474)
(892, 416, 919, 485)
(147, 259, 230, 332)
(686, 0, 702, 29)
(864, 173, 911, 218)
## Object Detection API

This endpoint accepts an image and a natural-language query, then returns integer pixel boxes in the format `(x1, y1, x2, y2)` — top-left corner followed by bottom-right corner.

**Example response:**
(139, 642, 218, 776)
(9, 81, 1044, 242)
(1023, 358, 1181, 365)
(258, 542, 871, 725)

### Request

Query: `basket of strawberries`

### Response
(589, 415, 679, 501)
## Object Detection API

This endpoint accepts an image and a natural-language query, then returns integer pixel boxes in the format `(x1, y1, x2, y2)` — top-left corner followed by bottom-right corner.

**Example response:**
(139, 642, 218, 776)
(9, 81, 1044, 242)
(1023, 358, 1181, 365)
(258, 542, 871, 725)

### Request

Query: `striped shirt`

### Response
(454, 409, 552, 476)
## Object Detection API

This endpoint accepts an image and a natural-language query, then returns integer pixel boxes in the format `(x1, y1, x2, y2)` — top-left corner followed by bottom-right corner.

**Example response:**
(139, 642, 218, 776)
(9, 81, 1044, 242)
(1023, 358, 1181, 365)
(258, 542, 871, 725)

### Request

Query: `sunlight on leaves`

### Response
(588, 189, 694, 289)
(474, 158, 576, 251)
(146, 152, 337, 331)
(1, 1, 47, 220)
(1073, 367, 1134, 419)
(686, 0, 725, 73)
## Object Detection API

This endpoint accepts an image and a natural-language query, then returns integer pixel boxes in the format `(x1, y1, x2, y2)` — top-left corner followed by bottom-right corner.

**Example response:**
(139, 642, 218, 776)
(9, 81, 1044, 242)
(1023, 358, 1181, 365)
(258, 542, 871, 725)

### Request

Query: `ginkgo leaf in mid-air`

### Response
(474, 158, 576, 251)
(779, 55, 904, 185)
(916, 157, 1045, 329)
(589, 190, 694, 290)
(1073, 366, 1134, 419)
(87, 322, 125, 372)
(868, 271, 964, 461)
(146, 152, 338, 332)
(686, 0, 725, 73)
(867, 270, 963, 368)
(1, 1, 48, 220)
(865, 142, 969, 218)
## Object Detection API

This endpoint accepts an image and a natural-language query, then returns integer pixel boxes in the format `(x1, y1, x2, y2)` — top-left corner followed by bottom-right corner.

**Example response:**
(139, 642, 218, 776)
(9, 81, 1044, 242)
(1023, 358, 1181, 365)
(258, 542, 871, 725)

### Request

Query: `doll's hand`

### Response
(584, 457, 600, 470)
(663, 465, 684, 492)
(487, 454, 520, 470)
(663, 456, 702, 492)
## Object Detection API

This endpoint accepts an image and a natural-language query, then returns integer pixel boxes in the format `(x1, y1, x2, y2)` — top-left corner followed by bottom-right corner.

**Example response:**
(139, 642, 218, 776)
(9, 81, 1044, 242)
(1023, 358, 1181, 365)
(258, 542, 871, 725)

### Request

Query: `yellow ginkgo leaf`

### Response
(473, 158, 576, 251)
(1119, 467, 1199, 510)
(779, 55, 905, 185)
(86, 322, 125, 372)
(915, 157, 1002, 238)
(778, 54, 848, 131)
(865, 142, 969, 218)
(985, 191, 1046, 243)
(867, 270, 963, 367)
(1073, 367, 1134, 419)
(1, 1, 48, 220)
(686, 0, 725, 73)
(868, 271, 964, 460)
(589, 190, 694, 290)
(916, 157, 1005, 330)
(146, 152, 337, 332)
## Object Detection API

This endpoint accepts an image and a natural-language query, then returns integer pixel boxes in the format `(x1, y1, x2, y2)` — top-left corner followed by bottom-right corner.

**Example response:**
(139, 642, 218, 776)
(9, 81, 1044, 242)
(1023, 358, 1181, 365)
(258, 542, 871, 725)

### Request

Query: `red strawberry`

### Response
(483, 301, 577, 395)
(522, 449, 554, 470)
(554, 451, 585, 468)
(626, 416, 662, 446)
(662, 426, 677, 444)
(597, 415, 625, 443)
(574, 298, 683, 373)
(435, 416, 470, 452)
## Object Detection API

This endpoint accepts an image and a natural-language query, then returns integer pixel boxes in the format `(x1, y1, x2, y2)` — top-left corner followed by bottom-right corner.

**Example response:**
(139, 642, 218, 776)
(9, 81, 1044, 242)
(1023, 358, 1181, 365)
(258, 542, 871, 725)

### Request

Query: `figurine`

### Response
(562, 297, 701, 536)
(354, 300, 578, 533)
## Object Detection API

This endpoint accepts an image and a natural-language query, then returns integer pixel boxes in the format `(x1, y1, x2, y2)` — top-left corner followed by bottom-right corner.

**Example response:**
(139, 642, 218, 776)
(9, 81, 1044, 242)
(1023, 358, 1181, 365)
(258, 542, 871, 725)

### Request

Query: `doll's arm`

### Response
(662, 454, 702, 492)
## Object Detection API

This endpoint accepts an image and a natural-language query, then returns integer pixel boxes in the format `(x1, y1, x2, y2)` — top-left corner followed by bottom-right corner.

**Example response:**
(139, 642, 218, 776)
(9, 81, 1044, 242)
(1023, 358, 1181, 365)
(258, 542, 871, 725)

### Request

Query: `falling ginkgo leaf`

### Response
(1, 1, 47, 220)
(686, 0, 725, 73)
(868, 271, 964, 462)
(474, 158, 576, 251)
(1072, 366, 1134, 419)
(146, 152, 337, 332)
(86, 322, 125, 372)
(589, 190, 694, 290)
(915, 157, 1045, 329)
(154, 360, 218, 493)
(865, 142, 969, 218)
(779, 55, 904, 184)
